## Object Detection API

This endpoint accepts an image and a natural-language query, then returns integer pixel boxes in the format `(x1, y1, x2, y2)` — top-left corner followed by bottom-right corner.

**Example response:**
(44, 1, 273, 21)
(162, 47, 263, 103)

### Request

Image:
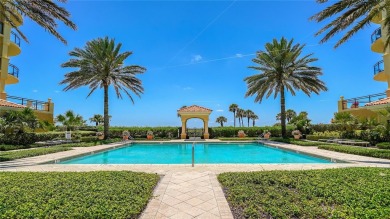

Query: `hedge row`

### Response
(318, 145, 390, 159)
(35, 131, 96, 141)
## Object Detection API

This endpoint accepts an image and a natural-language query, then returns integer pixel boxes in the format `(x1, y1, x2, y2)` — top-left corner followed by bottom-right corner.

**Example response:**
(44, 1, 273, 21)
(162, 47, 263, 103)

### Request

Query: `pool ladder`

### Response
(192, 142, 195, 167)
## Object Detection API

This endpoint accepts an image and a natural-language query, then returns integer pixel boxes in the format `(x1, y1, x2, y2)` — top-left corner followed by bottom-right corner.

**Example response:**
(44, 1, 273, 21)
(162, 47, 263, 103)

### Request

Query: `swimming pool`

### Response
(60, 143, 333, 164)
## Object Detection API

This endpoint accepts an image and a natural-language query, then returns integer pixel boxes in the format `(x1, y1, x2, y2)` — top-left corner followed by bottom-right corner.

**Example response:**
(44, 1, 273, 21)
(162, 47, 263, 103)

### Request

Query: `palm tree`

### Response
(310, 0, 388, 48)
(245, 109, 254, 127)
(286, 109, 297, 123)
(60, 37, 146, 139)
(216, 116, 227, 127)
(0, 0, 76, 44)
(251, 114, 259, 127)
(229, 104, 238, 127)
(1, 108, 43, 133)
(236, 108, 244, 127)
(56, 110, 85, 131)
(244, 38, 327, 138)
(89, 114, 104, 126)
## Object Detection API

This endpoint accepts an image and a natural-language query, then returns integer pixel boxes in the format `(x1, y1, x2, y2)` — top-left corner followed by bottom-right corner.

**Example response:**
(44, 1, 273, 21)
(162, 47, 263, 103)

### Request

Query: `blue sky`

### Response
(6, 0, 384, 127)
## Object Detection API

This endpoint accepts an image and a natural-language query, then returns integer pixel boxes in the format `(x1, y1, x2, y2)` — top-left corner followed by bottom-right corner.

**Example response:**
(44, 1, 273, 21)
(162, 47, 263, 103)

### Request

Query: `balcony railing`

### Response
(8, 63, 19, 78)
(374, 60, 384, 75)
(342, 92, 387, 110)
(371, 27, 382, 43)
(10, 31, 20, 47)
(6, 95, 50, 112)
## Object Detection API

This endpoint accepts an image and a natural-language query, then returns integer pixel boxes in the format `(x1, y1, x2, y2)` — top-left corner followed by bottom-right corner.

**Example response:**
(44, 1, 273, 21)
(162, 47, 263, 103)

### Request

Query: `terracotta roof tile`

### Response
(365, 97, 390, 106)
(178, 105, 212, 112)
(0, 99, 26, 108)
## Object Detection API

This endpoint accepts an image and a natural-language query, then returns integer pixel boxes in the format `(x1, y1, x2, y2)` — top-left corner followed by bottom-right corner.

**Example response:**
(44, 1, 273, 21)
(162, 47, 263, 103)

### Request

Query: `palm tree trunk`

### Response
(241, 117, 244, 127)
(103, 85, 109, 140)
(247, 118, 250, 127)
(280, 86, 287, 138)
(233, 111, 236, 127)
(221, 122, 223, 127)
(252, 119, 255, 127)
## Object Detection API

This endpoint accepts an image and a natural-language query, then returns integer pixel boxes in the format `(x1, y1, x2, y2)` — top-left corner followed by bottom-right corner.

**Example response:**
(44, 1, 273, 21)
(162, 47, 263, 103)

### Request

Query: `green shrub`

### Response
(271, 138, 333, 146)
(218, 137, 258, 141)
(376, 142, 390, 149)
(0, 171, 159, 218)
(0, 146, 71, 161)
(319, 145, 390, 159)
(218, 168, 390, 219)
(210, 126, 295, 138)
(0, 144, 29, 151)
(108, 127, 179, 139)
(35, 131, 96, 141)
(0, 133, 38, 146)
(81, 136, 98, 142)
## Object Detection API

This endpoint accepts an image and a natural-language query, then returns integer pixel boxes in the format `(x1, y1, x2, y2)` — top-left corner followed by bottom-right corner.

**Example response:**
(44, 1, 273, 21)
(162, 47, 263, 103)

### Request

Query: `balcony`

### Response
(8, 31, 21, 56)
(5, 63, 19, 84)
(371, 27, 384, 53)
(341, 92, 387, 110)
(6, 95, 51, 112)
(371, 6, 382, 24)
(373, 60, 387, 81)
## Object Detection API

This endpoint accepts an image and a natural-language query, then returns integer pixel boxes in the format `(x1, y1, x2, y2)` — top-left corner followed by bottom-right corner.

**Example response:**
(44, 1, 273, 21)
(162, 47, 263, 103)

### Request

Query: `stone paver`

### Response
(140, 172, 233, 219)
(1, 140, 390, 218)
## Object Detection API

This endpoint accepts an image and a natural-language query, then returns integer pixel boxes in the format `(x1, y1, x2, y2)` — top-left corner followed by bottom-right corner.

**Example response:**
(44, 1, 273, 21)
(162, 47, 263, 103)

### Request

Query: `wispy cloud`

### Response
(32, 90, 38, 93)
(54, 90, 60, 93)
(216, 109, 224, 112)
(235, 53, 243, 58)
(191, 55, 203, 63)
(183, 86, 193, 91)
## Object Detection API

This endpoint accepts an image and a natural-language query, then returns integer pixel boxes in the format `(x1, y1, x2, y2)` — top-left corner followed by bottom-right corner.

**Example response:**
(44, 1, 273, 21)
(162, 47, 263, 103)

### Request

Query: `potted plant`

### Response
(352, 101, 359, 108)
(292, 130, 301, 139)
(238, 130, 246, 138)
(263, 131, 271, 139)
(122, 130, 130, 141)
(96, 131, 104, 140)
(147, 130, 154, 140)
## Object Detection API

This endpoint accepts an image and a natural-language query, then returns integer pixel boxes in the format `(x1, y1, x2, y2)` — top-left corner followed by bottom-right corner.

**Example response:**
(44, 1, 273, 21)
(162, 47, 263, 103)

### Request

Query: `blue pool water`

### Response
(60, 143, 332, 164)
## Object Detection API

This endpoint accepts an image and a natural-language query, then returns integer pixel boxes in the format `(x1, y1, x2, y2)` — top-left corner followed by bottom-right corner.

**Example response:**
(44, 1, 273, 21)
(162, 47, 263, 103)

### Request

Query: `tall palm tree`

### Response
(0, 0, 76, 44)
(216, 116, 227, 127)
(229, 104, 238, 127)
(251, 114, 259, 127)
(236, 108, 244, 127)
(89, 114, 104, 126)
(56, 110, 85, 131)
(245, 109, 254, 127)
(60, 37, 146, 139)
(244, 37, 327, 138)
(311, 0, 388, 48)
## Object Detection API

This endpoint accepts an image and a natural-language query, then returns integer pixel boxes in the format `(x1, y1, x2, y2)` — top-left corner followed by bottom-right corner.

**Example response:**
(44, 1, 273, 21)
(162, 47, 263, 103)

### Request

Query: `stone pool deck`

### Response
(1, 140, 390, 219)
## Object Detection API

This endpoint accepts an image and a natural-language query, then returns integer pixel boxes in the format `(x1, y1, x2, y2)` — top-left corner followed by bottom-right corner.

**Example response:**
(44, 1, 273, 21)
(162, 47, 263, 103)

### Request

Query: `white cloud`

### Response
(191, 55, 203, 63)
(183, 86, 193, 91)
(216, 109, 224, 112)
(32, 90, 38, 93)
(235, 53, 243, 58)
(54, 90, 60, 93)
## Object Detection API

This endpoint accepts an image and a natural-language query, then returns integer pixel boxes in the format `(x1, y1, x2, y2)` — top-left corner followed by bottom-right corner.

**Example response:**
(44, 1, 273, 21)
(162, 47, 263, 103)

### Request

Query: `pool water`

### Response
(60, 143, 332, 164)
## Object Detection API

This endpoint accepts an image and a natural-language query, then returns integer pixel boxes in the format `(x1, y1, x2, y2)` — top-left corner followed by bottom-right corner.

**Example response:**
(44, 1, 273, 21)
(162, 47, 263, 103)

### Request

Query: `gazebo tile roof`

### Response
(0, 99, 26, 109)
(178, 105, 212, 112)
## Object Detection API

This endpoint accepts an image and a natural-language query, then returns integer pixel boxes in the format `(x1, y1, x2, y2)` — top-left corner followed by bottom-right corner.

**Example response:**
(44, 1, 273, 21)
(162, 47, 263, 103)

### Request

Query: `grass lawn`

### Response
(0, 146, 71, 162)
(271, 137, 334, 146)
(319, 145, 390, 159)
(0, 171, 159, 218)
(218, 168, 390, 219)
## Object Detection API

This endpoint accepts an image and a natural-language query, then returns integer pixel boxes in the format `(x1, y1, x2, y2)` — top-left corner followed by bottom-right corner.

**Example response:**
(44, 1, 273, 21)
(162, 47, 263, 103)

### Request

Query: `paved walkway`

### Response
(1, 140, 390, 219)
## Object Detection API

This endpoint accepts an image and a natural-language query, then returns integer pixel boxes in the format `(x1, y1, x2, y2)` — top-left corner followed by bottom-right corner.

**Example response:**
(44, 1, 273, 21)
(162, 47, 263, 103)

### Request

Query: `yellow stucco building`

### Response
(178, 105, 212, 139)
(338, 7, 390, 123)
(0, 7, 54, 123)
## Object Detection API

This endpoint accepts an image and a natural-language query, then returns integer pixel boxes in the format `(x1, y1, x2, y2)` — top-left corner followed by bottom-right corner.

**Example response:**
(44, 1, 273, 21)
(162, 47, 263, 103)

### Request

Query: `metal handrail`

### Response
(8, 63, 19, 78)
(374, 60, 384, 75)
(10, 31, 20, 47)
(6, 95, 50, 112)
(371, 27, 382, 43)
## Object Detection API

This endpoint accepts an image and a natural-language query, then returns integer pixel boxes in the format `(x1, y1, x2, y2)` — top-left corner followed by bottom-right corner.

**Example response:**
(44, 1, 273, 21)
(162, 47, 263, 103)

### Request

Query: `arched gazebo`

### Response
(177, 105, 212, 139)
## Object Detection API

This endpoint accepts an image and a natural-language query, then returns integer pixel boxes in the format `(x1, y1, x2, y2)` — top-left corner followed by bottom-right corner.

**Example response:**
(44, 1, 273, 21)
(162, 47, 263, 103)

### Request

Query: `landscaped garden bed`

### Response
(0, 146, 71, 162)
(218, 168, 390, 218)
(270, 137, 334, 146)
(0, 171, 159, 218)
(319, 145, 390, 159)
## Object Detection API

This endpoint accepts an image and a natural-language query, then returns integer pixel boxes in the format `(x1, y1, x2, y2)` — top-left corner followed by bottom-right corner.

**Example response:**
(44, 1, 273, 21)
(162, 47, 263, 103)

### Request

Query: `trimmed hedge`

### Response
(0, 171, 159, 218)
(0, 144, 29, 151)
(0, 146, 71, 162)
(0, 133, 38, 146)
(319, 145, 390, 159)
(210, 126, 295, 138)
(218, 168, 390, 218)
(108, 127, 179, 139)
(271, 138, 333, 146)
(35, 131, 96, 141)
(377, 142, 390, 150)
